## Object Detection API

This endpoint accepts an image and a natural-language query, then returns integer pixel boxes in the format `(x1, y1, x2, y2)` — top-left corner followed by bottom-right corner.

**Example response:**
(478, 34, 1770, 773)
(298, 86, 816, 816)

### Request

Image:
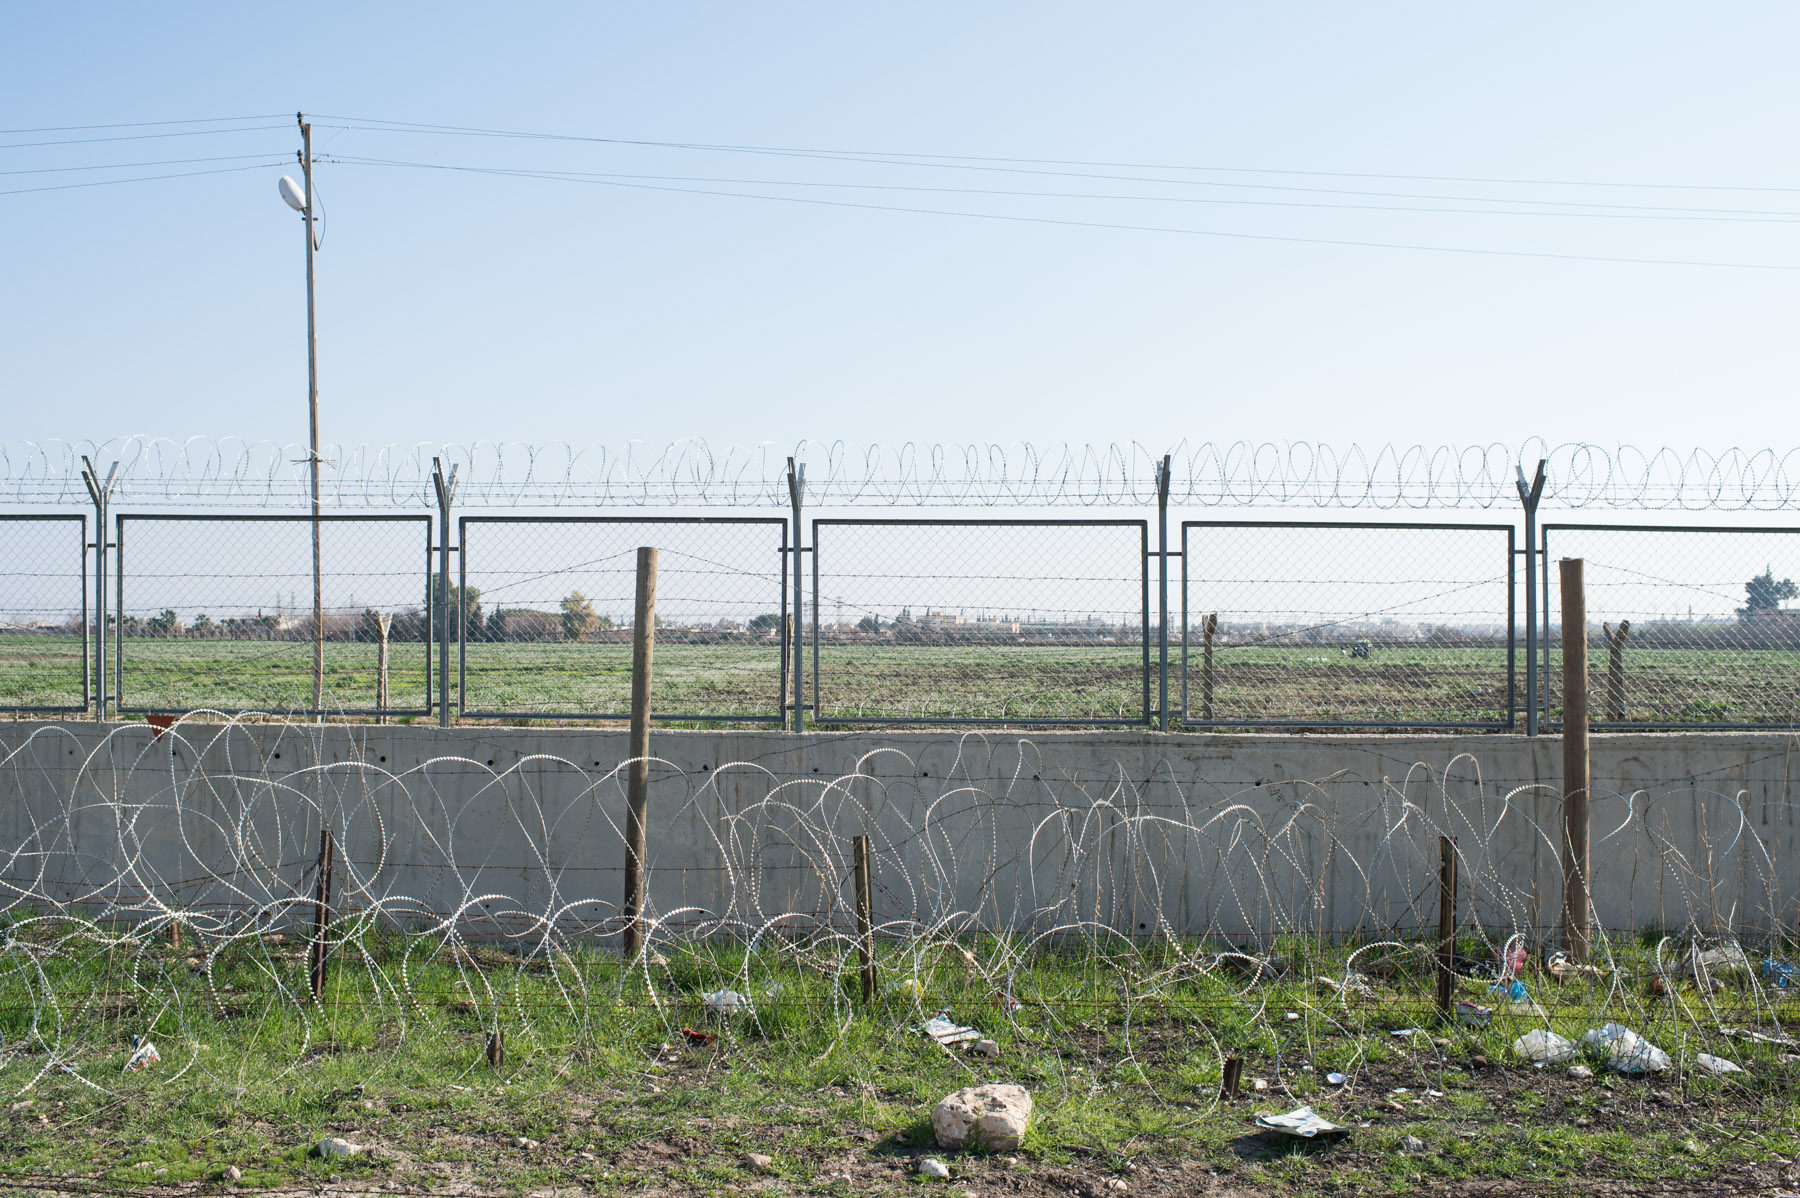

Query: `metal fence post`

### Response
(1516, 460, 1547, 736)
(79, 457, 116, 723)
(786, 458, 805, 733)
(432, 458, 458, 728)
(1156, 454, 1172, 732)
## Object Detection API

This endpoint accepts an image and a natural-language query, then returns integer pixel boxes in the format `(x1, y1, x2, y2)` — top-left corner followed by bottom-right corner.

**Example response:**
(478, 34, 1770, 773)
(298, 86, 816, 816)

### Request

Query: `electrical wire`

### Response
(0, 162, 289, 198)
(0, 114, 290, 136)
(0, 153, 287, 178)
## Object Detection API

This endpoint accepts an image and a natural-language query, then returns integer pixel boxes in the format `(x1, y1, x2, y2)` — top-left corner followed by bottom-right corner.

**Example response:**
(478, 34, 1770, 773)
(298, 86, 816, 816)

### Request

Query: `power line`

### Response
(311, 113, 1800, 197)
(324, 153, 1800, 225)
(0, 161, 289, 198)
(331, 156, 1800, 272)
(0, 114, 289, 135)
(0, 125, 291, 151)
(0, 153, 286, 178)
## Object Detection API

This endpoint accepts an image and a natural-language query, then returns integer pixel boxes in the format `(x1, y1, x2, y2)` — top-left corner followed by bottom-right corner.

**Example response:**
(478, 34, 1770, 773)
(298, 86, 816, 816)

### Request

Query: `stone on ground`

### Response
(932, 1083, 1033, 1151)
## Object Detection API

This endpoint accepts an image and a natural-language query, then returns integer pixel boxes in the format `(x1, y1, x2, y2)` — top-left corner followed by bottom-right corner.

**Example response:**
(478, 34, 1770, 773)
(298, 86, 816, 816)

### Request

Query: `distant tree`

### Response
(485, 607, 507, 641)
(560, 591, 598, 642)
(190, 613, 215, 637)
(146, 608, 180, 637)
(427, 579, 482, 640)
(857, 615, 881, 633)
(1745, 566, 1798, 613)
(747, 612, 780, 635)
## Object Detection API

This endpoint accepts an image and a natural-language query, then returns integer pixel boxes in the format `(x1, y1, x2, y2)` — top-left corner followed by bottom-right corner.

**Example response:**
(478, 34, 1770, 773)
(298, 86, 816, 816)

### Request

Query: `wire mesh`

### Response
(809, 520, 1149, 724)
(1543, 524, 1800, 728)
(0, 516, 87, 713)
(112, 515, 432, 716)
(457, 517, 788, 721)
(1180, 521, 1515, 728)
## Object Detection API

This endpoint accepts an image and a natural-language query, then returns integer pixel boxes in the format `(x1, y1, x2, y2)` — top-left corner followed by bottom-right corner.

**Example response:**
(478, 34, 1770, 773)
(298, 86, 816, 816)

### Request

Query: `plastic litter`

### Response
(1545, 951, 1603, 982)
(891, 978, 925, 1002)
(1694, 1053, 1743, 1076)
(1325, 1072, 1347, 1085)
(1498, 942, 1527, 977)
(1253, 1106, 1346, 1138)
(1761, 960, 1798, 989)
(1512, 1029, 1578, 1065)
(1489, 979, 1529, 1003)
(124, 1036, 160, 1073)
(1456, 1002, 1492, 1028)
(1316, 973, 1376, 1000)
(1389, 1027, 1427, 1038)
(703, 989, 751, 1016)
(1686, 943, 1751, 977)
(679, 1025, 717, 1046)
(993, 991, 1023, 1012)
(921, 1011, 982, 1047)
(1581, 1023, 1670, 1073)
(1283, 1011, 1300, 1022)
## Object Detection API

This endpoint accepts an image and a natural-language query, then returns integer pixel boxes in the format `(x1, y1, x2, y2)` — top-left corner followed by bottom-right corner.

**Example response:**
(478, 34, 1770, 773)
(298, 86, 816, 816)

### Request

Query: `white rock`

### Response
(319, 1137, 363, 1159)
(1400, 1134, 1427, 1153)
(514, 1136, 539, 1149)
(1568, 1064, 1594, 1079)
(743, 1152, 774, 1172)
(932, 1083, 1033, 1151)
(1694, 1053, 1743, 1076)
(224, 1165, 242, 1181)
(974, 1039, 1001, 1058)
(919, 1157, 951, 1179)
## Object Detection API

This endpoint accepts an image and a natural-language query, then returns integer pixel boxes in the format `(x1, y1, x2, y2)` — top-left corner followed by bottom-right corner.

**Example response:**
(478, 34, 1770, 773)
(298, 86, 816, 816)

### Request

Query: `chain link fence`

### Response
(458, 516, 788, 721)
(1542, 523, 1800, 728)
(0, 515, 88, 713)
(808, 519, 1148, 724)
(1180, 521, 1515, 728)
(112, 514, 433, 716)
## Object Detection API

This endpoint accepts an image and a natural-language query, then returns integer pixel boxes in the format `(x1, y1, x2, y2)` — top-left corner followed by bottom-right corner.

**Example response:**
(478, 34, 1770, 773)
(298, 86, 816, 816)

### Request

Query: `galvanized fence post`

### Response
(432, 458, 458, 728)
(1156, 454, 1171, 732)
(1516, 460, 1547, 736)
(786, 458, 805, 732)
(79, 457, 116, 723)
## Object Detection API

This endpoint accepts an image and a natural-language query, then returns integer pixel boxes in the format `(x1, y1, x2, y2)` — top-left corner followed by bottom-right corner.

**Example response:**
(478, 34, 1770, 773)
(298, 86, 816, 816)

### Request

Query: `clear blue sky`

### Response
(4, 4, 1798, 455)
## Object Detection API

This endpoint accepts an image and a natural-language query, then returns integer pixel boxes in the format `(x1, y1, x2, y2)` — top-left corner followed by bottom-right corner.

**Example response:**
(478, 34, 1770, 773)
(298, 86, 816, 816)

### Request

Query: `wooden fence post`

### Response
(1603, 619, 1629, 723)
(1436, 835, 1457, 1017)
(1201, 613, 1218, 721)
(853, 835, 876, 1004)
(621, 547, 658, 961)
(1220, 1057, 1243, 1099)
(1561, 558, 1592, 962)
(308, 828, 335, 1002)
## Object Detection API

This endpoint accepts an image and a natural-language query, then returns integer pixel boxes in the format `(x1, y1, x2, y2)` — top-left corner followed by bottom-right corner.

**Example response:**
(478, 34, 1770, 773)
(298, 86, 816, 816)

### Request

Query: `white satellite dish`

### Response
(278, 175, 308, 213)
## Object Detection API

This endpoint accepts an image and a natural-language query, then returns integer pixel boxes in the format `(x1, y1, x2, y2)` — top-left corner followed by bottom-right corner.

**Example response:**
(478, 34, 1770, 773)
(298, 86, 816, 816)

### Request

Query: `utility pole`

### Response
(299, 113, 323, 715)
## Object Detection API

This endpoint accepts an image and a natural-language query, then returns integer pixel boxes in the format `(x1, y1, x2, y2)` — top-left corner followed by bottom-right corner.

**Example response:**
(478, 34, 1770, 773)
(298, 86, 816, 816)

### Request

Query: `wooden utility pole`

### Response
(298, 113, 323, 717)
(621, 547, 658, 960)
(1201, 614, 1218, 721)
(308, 828, 335, 1002)
(375, 611, 392, 723)
(1560, 558, 1592, 961)
(1436, 836, 1457, 1016)
(1603, 620, 1629, 723)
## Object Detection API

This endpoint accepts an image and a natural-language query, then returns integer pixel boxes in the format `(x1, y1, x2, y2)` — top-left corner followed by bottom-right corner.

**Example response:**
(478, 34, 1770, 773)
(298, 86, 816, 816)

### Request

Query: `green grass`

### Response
(6, 634, 1800, 727)
(3, 924, 1798, 1194)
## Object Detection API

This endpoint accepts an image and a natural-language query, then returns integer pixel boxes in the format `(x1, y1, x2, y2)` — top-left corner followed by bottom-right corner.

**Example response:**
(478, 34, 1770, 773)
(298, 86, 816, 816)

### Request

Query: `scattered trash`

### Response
(918, 1158, 951, 1179)
(1389, 1027, 1427, 1038)
(1545, 952, 1603, 982)
(922, 1011, 982, 1047)
(1568, 1064, 1594, 1079)
(891, 978, 925, 1002)
(648, 951, 670, 968)
(1720, 1026, 1797, 1048)
(1512, 1029, 1577, 1065)
(1694, 1053, 1743, 1076)
(993, 991, 1023, 1012)
(1316, 973, 1376, 1000)
(680, 1025, 717, 1046)
(1283, 1011, 1300, 1022)
(703, 989, 751, 1016)
(124, 1036, 160, 1073)
(1325, 1072, 1347, 1086)
(1582, 1024, 1670, 1073)
(1489, 979, 1529, 1003)
(1685, 942, 1751, 978)
(1251, 1077, 1269, 1091)
(1498, 942, 1527, 977)
(318, 1137, 363, 1159)
(1761, 960, 1798, 989)
(760, 981, 784, 998)
(1455, 1002, 1492, 1028)
(1253, 1106, 1346, 1138)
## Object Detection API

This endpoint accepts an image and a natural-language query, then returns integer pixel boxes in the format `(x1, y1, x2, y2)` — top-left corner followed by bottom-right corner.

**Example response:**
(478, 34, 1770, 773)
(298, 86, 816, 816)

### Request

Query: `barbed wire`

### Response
(7, 437, 1800, 510)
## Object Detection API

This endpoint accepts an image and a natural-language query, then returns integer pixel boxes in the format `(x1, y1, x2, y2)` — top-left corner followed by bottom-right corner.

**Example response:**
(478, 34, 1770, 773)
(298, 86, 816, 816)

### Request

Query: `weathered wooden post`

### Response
(1603, 619, 1629, 723)
(1561, 558, 1592, 962)
(621, 547, 658, 961)
(1436, 836, 1457, 1016)
(375, 611, 393, 724)
(308, 828, 335, 1002)
(853, 835, 876, 1003)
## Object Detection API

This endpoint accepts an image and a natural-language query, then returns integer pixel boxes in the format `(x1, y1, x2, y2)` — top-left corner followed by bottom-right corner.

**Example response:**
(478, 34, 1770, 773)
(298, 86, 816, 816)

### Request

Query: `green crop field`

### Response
(4, 633, 1800, 726)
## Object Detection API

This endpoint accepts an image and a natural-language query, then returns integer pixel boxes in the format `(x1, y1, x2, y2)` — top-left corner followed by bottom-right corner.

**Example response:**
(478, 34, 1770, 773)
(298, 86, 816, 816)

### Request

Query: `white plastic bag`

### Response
(1582, 1023, 1670, 1073)
(1512, 1029, 1577, 1065)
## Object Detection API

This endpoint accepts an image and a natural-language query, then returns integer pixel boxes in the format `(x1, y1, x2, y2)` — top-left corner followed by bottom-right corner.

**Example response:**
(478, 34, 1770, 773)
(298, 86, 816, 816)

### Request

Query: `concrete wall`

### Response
(2, 721, 1795, 944)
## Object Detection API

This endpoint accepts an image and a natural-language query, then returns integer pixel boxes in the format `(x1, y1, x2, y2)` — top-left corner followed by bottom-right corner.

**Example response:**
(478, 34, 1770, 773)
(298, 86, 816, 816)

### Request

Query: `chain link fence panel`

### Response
(1180, 521, 1515, 728)
(113, 514, 433, 716)
(457, 517, 788, 721)
(809, 519, 1149, 724)
(0, 515, 88, 712)
(1542, 523, 1800, 728)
